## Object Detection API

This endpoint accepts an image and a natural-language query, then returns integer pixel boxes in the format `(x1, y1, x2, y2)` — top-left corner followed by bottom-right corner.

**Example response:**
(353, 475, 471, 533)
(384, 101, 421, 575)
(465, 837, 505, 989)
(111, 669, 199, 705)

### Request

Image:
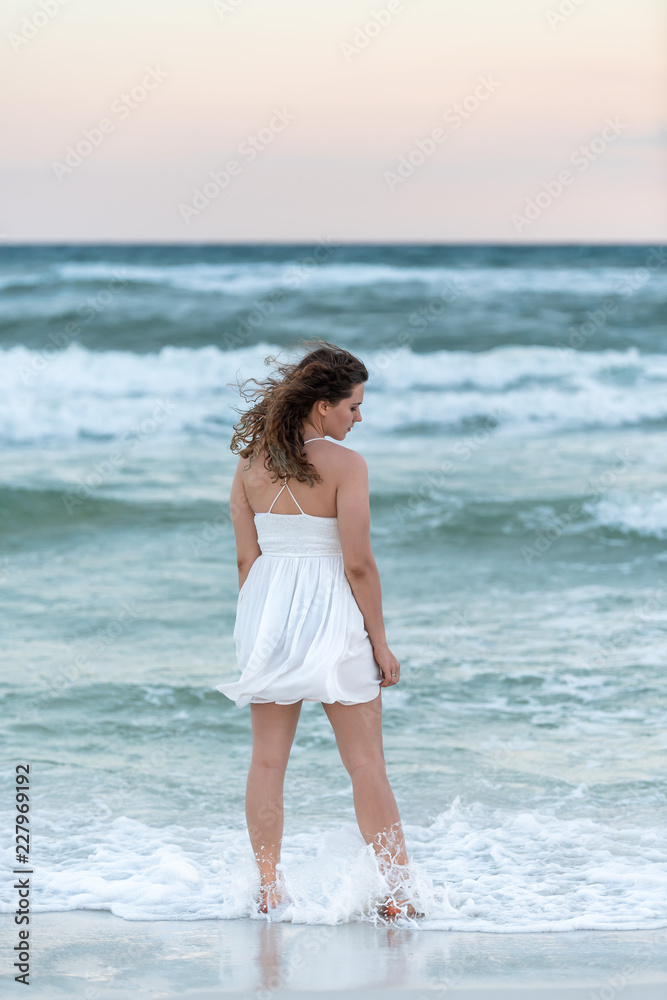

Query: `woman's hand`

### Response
(373, 643, 401, 687)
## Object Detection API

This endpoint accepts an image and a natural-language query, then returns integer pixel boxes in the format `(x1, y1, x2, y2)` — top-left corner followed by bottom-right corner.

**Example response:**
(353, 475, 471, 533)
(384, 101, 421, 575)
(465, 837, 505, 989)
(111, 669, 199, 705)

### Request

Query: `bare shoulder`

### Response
(315, 439, 367, 474)
(311, 442, 367, 496)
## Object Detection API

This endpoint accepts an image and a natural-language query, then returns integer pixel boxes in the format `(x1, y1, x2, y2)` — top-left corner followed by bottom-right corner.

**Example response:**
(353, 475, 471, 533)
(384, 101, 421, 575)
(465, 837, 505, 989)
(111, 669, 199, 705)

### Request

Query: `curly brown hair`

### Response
(228, 338, 368, 486)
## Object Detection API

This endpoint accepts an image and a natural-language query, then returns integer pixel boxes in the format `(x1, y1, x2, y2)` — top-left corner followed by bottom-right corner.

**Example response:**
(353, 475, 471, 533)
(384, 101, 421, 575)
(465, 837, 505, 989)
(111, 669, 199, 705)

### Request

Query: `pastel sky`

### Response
(1, 0, 665, 242)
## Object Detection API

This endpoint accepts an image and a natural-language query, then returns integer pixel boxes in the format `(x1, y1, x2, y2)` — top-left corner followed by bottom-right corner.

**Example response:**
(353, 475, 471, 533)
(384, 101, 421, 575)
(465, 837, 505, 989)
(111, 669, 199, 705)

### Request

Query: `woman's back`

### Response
(242, 437, 351, 519)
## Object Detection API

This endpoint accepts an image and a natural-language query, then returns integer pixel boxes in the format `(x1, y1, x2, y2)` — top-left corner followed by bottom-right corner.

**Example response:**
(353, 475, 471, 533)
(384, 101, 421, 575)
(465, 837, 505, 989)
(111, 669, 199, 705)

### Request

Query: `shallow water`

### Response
(1, 244, 666, 929)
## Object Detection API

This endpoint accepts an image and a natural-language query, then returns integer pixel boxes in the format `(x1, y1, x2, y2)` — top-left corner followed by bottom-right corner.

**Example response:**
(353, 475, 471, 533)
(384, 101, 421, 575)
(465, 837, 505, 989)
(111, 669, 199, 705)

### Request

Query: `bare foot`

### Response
(377, 896, 424, 920)
(258, 876, 290, 914)
(377, 859, 425, 920)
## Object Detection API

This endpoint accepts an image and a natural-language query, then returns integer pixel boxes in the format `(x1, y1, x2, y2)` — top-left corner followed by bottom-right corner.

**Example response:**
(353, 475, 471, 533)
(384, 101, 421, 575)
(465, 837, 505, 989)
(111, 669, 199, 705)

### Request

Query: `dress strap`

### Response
(266, 442, 324, 513)
(267, 482, 287, 514)
(267, 478, 307, 515)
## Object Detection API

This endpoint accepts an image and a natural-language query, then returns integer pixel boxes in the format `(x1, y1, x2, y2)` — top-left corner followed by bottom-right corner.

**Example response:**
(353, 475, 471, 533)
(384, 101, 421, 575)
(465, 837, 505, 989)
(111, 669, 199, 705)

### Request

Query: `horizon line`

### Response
(0, 240, 661, 248)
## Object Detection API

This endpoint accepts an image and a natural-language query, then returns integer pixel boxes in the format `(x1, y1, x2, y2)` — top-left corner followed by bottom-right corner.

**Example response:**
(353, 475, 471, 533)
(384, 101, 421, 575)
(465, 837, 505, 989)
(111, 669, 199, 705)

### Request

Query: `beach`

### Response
(1, 243, 666, 990)
(2, 912, 666, 998)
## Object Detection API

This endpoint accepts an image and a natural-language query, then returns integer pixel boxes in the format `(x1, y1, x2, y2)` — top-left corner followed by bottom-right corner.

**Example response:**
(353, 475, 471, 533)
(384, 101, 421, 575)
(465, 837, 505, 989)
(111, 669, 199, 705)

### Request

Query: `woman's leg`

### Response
(246, 700, 302, 907)
(322, 692, 409, 872)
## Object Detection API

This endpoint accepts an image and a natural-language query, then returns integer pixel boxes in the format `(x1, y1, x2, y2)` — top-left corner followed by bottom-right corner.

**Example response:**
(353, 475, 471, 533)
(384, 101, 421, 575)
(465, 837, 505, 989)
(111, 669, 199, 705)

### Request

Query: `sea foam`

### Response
(4, 801, 666, 929)
(2, 342, 667, 443)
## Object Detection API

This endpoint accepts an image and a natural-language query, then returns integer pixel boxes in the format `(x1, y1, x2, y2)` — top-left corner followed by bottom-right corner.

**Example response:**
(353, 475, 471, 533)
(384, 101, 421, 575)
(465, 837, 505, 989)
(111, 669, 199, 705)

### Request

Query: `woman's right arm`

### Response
(230, 457, 261, 589)
(337, 452, 400, 686)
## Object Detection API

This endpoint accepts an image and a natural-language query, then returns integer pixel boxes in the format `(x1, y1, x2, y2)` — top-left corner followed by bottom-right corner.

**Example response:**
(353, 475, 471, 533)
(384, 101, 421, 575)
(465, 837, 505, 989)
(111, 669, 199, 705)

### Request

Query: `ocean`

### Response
(1, 243, 666, 931)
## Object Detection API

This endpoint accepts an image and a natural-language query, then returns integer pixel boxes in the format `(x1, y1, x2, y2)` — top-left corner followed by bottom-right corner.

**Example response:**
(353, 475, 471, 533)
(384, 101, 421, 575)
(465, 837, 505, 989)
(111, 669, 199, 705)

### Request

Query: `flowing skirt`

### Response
(217, 553, 382, 708)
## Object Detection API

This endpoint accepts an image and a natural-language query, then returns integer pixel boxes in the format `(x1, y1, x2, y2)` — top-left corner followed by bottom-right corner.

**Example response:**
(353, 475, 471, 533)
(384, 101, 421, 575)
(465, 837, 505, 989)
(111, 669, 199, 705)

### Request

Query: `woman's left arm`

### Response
(230, 457, 261, 589)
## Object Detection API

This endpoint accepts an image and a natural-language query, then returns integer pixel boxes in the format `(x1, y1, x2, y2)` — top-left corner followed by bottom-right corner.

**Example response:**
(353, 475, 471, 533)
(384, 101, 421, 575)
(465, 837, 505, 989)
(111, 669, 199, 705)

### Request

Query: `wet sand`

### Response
(1, 912, 666, 998)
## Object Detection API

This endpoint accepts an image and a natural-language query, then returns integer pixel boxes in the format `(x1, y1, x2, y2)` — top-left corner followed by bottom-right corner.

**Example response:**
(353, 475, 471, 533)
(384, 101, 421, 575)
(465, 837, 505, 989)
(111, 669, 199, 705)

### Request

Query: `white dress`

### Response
(217, 438, 382, 708)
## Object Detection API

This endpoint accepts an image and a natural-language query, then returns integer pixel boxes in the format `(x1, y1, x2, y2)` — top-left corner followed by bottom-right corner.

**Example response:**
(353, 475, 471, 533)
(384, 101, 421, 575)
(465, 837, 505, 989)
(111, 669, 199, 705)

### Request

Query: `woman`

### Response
(218, 340, 421, 920)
